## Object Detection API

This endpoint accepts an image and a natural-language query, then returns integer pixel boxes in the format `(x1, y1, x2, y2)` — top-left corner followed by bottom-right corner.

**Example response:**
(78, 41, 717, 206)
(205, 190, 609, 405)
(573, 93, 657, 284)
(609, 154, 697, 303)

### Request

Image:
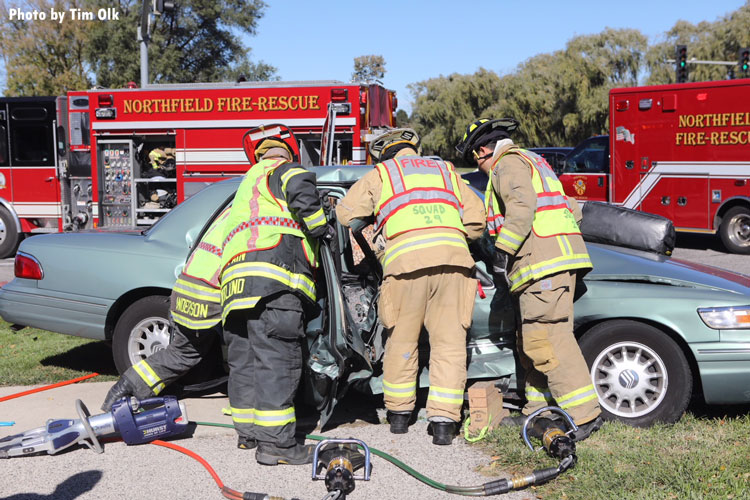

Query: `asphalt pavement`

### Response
(0, 236, 748, 500)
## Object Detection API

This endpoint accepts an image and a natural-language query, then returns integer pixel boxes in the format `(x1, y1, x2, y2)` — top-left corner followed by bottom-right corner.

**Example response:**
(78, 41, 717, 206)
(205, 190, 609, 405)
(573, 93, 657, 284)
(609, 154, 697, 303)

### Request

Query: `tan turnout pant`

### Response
(516, 271, 601, 425)
(379, 266, 476, 422)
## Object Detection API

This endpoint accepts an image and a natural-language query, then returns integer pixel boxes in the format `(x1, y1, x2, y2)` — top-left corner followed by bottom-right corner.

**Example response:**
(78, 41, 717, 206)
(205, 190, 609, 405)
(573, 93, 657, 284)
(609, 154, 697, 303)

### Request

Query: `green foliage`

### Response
(352, 54, 386, 84)
(0, 0, 93, 96)
(0, 0, 277, 95)
(410, 4, 750, 161)
(86, 0, 276, 87)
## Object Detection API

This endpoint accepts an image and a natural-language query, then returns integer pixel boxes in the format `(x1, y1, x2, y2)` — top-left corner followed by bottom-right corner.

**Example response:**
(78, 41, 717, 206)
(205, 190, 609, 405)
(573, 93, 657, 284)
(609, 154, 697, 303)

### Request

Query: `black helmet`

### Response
(455, 118, 519, 164)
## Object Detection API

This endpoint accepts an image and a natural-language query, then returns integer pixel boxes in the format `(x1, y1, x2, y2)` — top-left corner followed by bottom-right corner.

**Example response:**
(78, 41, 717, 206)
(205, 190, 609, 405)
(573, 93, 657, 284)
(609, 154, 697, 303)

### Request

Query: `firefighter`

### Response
(220, 128, 333, 465)
(455, 118, 603, 442)
(335, 129, 486, 445)
(101, 204, 230, 413)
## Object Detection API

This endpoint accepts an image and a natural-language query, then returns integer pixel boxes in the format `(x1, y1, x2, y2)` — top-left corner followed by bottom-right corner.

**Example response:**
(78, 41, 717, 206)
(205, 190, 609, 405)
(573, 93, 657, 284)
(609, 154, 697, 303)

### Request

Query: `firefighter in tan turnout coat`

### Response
(336, 129, 486, 445)
(456, 118, 603, 442)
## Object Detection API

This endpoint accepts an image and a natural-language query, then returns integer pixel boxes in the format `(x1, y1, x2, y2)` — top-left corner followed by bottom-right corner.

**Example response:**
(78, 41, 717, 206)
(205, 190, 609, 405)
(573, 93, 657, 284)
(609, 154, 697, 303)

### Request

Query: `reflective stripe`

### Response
(382, 232, 468, 269)
(525, 387, 553, 403)
(222, 296, 262, 322)
(222, 262, 316, 300)
(496, 228, 524, 251)
(280, 167, 306, 192)
(230, 407, 256, 424)
(557, 384, 598, 410)
(427, 386, 464, 405)
(303, 207, 327, 230)
(254, 407, 296, 427)
(173, 280, 221, 302)
(536, 193, 570, 210)
(172, 311, 221, 329)
(508, 253, 592, 292)
(381, 157, 454, 194)
(487, 213, 505, 235)
(383, 380, 416, 399)
(375, 190, 463, 230)
(133, 360, 165, 394)
(223, 216, 302, 247)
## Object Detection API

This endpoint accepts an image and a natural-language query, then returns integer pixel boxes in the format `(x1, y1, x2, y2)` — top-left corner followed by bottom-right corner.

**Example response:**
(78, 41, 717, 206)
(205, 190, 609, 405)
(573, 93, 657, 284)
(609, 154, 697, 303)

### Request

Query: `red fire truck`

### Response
(559, 78, 750, 253)
(0, 81, 397, 258)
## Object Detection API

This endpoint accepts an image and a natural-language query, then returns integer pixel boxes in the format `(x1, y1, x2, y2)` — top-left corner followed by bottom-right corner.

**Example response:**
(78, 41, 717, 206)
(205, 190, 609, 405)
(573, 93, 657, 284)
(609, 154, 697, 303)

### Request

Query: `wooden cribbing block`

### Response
(467, 381, 509, 433)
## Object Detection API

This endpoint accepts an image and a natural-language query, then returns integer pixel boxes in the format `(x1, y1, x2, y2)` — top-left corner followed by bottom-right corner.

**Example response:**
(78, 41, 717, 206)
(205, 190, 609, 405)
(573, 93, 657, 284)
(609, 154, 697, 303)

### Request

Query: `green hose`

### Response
(193, 421, 488, 496)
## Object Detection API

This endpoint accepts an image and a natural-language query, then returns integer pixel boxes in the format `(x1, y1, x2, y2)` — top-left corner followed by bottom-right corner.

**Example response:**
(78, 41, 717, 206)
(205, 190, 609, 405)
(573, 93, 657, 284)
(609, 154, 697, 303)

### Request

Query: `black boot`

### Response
(386, 411, 411, 434)
(255, 443, 315, 466)
(101, 377, 140, 412)
(428, 421, 457, 445)
(569, 416, 604, 442)
(237, 435, 258, 450)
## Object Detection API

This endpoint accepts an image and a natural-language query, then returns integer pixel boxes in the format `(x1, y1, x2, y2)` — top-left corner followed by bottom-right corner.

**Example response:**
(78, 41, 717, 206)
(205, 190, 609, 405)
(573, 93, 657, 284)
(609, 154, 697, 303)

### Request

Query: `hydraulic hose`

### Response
(194, 421, 570, 496)
(0, 372, 99, 403)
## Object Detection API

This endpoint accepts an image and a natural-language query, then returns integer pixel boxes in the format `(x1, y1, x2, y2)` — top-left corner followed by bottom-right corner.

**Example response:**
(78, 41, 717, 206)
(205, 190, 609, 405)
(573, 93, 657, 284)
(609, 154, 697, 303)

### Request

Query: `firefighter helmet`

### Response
(455, 118, 519, 164)
(369, 128, 421, 162)
(242, 124, 300, 164)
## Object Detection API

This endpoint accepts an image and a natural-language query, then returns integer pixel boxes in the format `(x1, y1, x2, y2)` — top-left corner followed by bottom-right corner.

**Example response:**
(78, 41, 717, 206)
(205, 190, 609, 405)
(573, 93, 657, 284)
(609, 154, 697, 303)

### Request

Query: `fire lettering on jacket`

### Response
(221, 279, 246, 302)
(174, 297, 209, 318)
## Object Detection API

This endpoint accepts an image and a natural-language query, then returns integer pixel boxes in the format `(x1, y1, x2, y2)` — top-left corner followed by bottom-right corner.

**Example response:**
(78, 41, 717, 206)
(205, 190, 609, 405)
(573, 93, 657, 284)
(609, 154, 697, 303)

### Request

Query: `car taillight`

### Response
(15, 252, 43, 280)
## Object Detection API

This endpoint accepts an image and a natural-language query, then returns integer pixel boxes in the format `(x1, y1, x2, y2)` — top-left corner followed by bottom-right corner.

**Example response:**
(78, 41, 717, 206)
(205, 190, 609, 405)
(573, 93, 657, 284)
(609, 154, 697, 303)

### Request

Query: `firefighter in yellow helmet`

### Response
(221, 125, 333, 465)
(456, 118, 603, 442)
(336, 128, 486, 445)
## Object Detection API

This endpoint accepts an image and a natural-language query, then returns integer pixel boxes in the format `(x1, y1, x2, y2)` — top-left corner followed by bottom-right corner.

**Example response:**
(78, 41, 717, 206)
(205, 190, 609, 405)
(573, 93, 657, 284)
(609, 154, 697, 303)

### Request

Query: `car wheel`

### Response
(112, 295, 172, 375)
(719, 206, 750, 254)
(0, 208, 20, 259)
(578, 319, 692, 427)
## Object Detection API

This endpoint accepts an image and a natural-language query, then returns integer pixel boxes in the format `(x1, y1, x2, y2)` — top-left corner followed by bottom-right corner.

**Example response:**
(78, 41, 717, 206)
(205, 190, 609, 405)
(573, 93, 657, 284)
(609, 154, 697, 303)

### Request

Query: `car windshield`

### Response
(564, 137, 609, 174)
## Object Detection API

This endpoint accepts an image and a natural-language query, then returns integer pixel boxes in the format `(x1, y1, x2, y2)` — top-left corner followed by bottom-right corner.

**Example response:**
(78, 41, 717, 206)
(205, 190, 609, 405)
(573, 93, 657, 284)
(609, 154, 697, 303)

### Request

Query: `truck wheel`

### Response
(112, 295, 172, 375)
(0, 208, 20, 259)
(578, 319, 692, 427)
(719, 206, 750, 254)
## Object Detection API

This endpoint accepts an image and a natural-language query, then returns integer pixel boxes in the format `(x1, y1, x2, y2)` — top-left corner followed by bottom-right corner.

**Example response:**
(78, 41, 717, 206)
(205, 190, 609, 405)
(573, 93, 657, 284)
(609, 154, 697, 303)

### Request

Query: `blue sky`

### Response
(1, 0, 746, 111)
(248, 0, 747, 113)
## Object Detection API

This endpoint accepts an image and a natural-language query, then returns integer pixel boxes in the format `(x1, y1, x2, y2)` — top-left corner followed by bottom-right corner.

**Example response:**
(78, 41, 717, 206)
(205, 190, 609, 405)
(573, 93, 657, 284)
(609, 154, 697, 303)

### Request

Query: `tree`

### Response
(86, 0, 277, 87)
(0, 0, 93, 95)
(352, 55, 385, 84)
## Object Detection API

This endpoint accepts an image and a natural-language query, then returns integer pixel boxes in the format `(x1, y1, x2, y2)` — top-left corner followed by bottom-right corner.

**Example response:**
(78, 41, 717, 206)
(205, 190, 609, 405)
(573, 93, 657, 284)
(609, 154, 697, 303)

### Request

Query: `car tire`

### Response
(719, 206, 750, 254)
(578, 319, 692, 427)
(0, 208, 20, 259)
(112, 295, 172, 375)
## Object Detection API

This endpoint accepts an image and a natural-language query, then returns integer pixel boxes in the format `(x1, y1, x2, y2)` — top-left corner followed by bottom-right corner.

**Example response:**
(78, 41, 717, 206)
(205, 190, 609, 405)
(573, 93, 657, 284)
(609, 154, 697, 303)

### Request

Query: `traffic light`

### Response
(675, 45, 688, 83)
(740, 48, 750, 76)
(153, 0, 175, 14)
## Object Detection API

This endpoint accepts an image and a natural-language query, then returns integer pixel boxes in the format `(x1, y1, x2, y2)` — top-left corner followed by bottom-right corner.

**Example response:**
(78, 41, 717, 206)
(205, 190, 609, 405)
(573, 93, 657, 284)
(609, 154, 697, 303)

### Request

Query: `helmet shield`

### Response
(242, 124, 300, 164)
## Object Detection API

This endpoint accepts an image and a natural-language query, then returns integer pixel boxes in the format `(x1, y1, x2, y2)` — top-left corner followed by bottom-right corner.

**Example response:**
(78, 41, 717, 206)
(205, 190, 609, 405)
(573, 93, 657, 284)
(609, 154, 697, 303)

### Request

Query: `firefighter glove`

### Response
(492, 249, 509, 275)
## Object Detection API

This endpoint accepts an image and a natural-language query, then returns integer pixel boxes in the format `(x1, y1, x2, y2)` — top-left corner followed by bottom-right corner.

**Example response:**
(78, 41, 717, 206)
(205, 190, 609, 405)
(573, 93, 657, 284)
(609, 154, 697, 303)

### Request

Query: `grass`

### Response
(478, 412, 750, 499)
(0, 320, 118, 386)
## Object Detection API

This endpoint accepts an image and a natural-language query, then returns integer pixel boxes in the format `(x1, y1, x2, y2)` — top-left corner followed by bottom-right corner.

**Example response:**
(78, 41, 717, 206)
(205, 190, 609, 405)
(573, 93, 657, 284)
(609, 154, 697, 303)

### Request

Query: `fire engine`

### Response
(0, 81, 397, 258)
(559, 78, 750, 253)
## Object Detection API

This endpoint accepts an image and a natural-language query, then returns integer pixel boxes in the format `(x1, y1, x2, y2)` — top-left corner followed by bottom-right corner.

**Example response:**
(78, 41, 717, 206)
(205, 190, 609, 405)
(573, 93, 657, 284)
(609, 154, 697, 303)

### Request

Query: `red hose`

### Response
(0, 372, 100, 403)
(150, 440, 245, 500)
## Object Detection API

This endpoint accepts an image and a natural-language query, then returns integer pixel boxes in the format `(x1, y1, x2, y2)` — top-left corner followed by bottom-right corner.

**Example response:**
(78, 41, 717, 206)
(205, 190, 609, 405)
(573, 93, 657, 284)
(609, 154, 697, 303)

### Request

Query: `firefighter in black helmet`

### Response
(456, 118, 603, 442)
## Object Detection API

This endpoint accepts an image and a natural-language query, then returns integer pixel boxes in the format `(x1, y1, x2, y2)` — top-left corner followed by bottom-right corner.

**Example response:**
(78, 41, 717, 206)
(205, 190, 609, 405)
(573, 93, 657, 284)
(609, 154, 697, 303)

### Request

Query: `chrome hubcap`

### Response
(127, 316, 172, 365)
(590, 341, 668, 418)
(727, 213, 750, 248)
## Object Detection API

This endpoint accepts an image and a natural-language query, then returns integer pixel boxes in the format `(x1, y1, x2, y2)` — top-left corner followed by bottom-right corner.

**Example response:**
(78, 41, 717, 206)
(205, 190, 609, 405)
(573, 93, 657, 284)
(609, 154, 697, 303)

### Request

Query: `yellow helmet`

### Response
(369, 128, 421, 162)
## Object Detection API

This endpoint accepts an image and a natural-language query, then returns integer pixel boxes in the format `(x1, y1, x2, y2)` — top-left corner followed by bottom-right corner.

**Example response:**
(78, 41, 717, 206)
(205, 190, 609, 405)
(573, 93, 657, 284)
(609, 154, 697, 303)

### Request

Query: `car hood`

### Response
(587, 243, 750, 295)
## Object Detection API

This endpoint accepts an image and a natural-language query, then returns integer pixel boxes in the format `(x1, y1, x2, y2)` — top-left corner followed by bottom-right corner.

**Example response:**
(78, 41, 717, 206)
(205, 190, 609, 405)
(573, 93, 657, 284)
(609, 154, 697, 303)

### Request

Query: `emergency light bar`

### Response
(331, 88, 348, 102)
(97, 94, 114, 107)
